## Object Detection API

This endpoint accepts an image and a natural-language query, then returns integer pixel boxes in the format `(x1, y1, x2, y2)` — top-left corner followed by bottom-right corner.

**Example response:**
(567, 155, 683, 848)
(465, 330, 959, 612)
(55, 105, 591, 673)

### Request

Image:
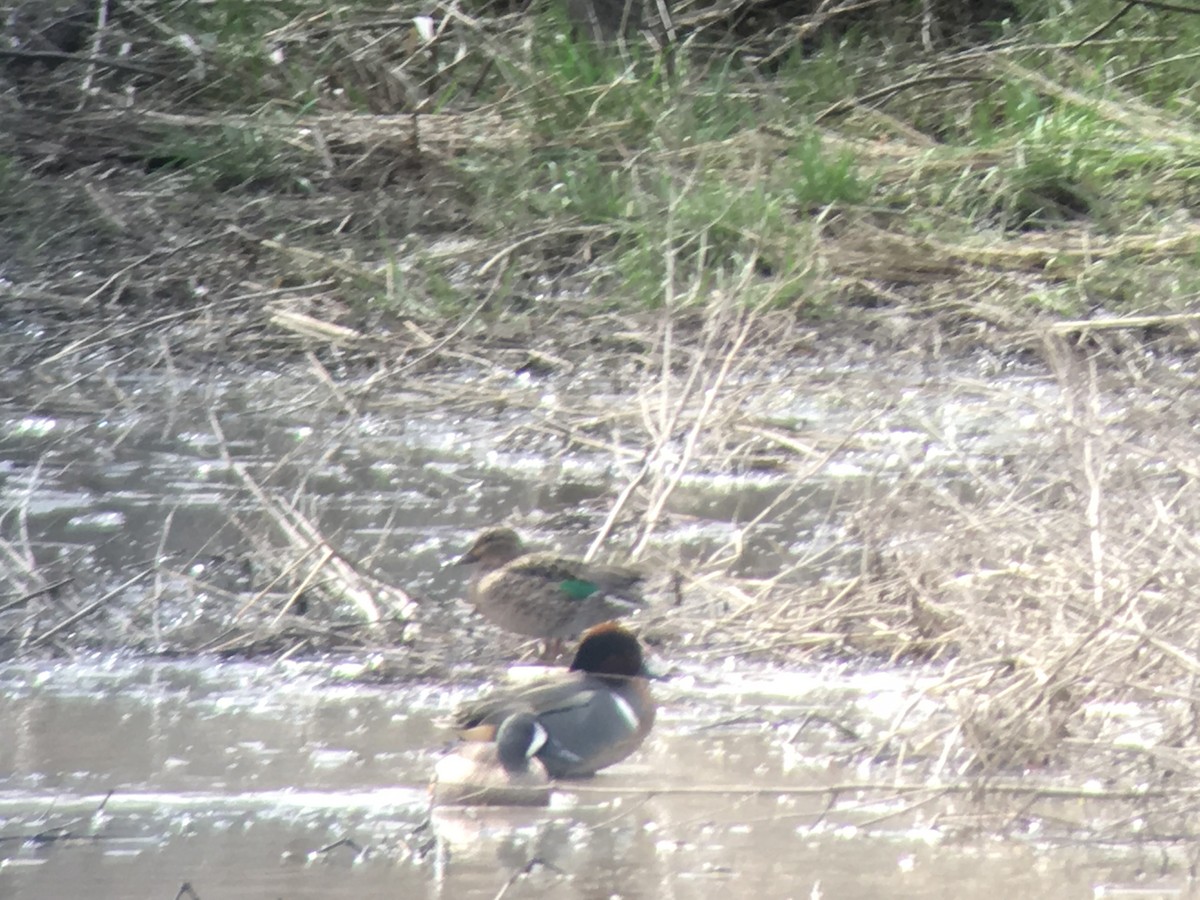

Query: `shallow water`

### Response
(0, 358, 1188, 897)
(0, 354, 1060, 631)
(0, 659, 1184, 900)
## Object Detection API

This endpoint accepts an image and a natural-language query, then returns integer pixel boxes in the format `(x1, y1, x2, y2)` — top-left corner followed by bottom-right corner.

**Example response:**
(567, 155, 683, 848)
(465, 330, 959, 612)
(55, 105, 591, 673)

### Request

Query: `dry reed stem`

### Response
(207, 410, 413, 625)
(6, 0, 1200, 841)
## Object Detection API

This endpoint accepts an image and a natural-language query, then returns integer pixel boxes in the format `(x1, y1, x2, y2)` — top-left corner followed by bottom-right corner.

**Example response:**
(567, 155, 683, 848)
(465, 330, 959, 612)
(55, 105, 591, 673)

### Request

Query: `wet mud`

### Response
(1, 351, 1196, 898)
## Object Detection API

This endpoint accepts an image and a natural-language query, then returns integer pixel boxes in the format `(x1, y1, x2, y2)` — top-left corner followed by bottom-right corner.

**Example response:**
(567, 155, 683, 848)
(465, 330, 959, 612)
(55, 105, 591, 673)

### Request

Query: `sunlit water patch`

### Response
(0, 658, 1187, 899)
(0, 359, 1064, 629)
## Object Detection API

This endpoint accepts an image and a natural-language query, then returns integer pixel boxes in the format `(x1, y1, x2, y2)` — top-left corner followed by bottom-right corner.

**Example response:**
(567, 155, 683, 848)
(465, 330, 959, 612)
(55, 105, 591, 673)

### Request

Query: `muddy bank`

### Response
(4, 333, 1200, 896)
(4, 331, 1199, 673)
(0, 340, 1056, 659)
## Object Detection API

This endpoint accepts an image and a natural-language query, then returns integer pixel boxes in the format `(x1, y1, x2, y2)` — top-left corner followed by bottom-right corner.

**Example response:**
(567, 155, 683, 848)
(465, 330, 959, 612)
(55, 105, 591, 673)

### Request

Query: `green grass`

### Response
(0, 154, 18, 201)
(159, 0, 327, 106)
(9, 0, 1199, 328)
(925, 80, 1196, 231)
(1017, 0, 1200, 108)
(452, 26, 873, 308)
(149, 121, 314, 192)
(453, 128, 867, 307)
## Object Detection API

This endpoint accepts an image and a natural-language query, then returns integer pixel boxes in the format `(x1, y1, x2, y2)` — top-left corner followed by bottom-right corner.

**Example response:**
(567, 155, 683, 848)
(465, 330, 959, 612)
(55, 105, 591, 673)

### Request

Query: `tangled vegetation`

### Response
(2, 0, 1197, 338)
(3, 0, 1200, 851)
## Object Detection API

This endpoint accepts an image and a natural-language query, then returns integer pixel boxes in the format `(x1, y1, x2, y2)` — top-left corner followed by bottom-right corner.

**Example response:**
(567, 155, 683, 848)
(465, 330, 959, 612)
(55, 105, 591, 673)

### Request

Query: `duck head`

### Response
(494, 712, 549, 774)
(570, 621, 652, 679)
(454, 527, 526, 571)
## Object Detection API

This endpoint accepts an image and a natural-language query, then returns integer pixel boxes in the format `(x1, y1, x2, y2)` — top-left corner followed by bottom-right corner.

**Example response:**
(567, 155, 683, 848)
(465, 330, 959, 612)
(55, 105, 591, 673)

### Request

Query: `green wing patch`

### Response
(559, 578, 599, 601)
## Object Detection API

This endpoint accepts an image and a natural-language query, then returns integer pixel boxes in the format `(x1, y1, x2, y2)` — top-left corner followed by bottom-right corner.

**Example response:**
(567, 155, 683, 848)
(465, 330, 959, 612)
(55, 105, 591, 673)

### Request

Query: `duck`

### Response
(431, 711, 551, 807)
(453, 622, 656, 778)
(454, 528, 645, 651)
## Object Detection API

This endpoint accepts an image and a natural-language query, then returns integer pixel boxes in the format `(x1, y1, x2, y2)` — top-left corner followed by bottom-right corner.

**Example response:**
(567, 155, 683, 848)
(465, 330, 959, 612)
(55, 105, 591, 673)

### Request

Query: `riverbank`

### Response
(3, 0, 1200, 850)
(3, 0, 1198, 365)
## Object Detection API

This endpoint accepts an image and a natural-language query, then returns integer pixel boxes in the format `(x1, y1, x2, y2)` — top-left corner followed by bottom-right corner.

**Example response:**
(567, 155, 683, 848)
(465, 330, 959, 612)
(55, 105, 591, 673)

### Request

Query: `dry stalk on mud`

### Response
(820, 337, 1200, 796)
(205, 411, 414, 627)
(493, 303, 1200, 830)
(5, 0, 1200, 850)
(588, 296, 759, 562)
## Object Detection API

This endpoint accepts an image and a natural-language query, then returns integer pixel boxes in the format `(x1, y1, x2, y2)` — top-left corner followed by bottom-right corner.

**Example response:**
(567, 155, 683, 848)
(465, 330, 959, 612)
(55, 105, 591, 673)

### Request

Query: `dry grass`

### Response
(613, 317, 1200, 807)
(4, 0, 1199, 364)
(6, 282, 1200, 837)
(4, 0, 1200, 846)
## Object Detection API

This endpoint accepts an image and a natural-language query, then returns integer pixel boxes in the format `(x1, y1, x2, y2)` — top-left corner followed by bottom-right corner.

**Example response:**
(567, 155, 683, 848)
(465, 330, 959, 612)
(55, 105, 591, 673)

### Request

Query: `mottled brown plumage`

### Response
(454, 528, 645, 641)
